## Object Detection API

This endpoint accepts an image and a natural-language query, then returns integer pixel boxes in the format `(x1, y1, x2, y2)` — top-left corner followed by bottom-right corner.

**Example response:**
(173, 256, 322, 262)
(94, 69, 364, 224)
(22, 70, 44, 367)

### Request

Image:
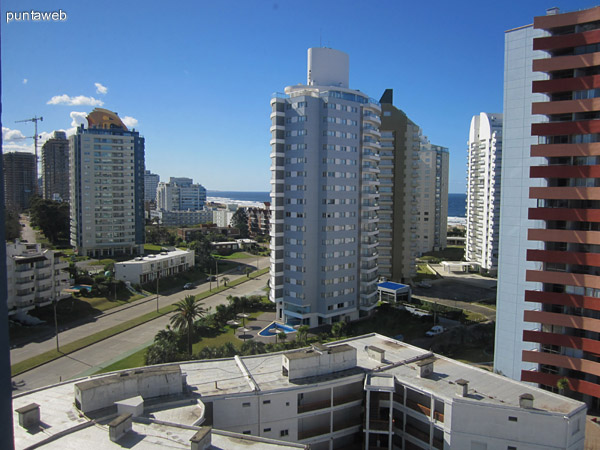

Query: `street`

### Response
(11, 270, 270, 393)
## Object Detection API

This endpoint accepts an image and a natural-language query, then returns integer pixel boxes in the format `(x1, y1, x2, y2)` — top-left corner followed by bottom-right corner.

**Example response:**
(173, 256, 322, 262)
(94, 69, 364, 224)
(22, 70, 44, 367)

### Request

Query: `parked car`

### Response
(425, 325, 446, 337)
(206, 276, 217, 282)
(183, 283, 194, 290)
(417, 281, 432, 288)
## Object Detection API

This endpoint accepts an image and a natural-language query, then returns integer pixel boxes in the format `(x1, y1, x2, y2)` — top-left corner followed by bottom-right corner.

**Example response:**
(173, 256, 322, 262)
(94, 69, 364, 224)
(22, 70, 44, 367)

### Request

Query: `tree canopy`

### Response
(170, 295, 206, 355)
(231, 208, 249, 238)
(28, 197, 69, 244)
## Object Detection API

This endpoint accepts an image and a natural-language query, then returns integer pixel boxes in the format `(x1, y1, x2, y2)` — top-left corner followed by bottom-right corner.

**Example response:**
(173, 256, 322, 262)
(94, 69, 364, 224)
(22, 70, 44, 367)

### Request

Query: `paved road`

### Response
(18, 214, 37, 243)
(11, 271, 270, 393)
(415, 295, 496, 322)
(10, 255, 269, 365)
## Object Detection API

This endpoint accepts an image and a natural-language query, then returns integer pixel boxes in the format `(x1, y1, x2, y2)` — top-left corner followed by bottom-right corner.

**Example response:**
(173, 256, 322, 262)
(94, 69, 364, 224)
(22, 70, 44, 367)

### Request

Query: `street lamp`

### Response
(53, 299, 59, 352)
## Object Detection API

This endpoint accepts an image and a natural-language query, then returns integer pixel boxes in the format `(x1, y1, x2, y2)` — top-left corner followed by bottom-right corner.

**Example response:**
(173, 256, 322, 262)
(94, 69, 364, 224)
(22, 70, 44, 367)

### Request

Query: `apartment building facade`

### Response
(69, 108, 145, 257)
(378, 90, 419, 283)
(144, 170, 160, 203)
(3, 151, 37, 211)
(42, 131, 70, 202)
(270, 48, 381, 327)
(156, 177, 206, 212)
(515, 5, 600, 408)
(494, 21, 549, 383)
(15, 334, 586, 450)
(466, 113, 503, 275)
(6, 240, 70, 315)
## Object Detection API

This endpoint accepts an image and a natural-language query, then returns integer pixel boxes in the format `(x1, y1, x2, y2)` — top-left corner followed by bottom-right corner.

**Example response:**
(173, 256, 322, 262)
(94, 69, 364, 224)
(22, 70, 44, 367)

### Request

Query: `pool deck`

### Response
(237, 312, 303, 343)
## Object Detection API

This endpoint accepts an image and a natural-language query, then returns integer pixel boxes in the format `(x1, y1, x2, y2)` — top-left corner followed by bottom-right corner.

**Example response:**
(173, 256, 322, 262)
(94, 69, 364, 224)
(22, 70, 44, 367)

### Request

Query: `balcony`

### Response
(406, 399, 431, 417)
(298, 398, 331, 414)
(333, 416, 362, 432)
(298, 425, 330, 440)
(369, 419, 390, 431)
(333, 392, 363, 406)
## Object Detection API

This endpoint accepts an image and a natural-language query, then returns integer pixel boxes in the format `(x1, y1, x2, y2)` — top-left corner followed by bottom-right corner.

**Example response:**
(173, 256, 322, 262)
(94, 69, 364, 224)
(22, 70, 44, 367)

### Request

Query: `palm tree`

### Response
(297, 325, 309, 346)
(170, 295, 206, 356)
(244, 266, 252, 278)
(222, 276, 230, 286)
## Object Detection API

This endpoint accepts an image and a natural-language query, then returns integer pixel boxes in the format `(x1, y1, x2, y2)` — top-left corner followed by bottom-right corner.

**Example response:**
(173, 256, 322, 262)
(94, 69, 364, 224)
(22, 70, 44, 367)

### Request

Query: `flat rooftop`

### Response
(13, 334, 584, 448)
(377, 281, 409, 290)
(118, 249, 190, 265)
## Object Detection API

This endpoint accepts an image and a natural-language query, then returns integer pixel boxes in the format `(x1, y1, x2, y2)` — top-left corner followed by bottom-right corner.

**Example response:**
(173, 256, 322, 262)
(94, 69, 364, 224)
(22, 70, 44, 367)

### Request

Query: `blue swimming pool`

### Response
(72, 285, 92, 292)
(258, 322, 296, 337)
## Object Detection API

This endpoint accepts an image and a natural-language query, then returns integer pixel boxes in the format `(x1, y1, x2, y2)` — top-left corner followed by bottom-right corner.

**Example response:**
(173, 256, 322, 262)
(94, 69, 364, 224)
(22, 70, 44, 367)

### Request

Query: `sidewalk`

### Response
(10, 256, 269, 365)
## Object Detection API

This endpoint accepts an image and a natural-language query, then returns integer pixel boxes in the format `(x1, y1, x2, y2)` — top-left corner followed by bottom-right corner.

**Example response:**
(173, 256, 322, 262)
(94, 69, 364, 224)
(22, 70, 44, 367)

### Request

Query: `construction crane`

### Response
(15, 116, 43, 195)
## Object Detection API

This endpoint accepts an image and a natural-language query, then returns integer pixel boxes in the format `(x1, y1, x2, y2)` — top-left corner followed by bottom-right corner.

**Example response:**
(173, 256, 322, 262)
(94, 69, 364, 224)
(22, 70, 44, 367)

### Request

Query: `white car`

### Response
(425, 325, 446, 337)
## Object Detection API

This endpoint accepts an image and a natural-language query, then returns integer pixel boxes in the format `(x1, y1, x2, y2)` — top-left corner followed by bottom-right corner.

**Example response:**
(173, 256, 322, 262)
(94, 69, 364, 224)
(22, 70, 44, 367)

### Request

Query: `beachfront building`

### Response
(6, 240, 70, 315)
(156, 177, 206, 212)
(69, 108, 145, 257)
(270, 47, 381, 327)
(149, 209, 212, 227)
(247, 202, 271, 236)
(114, 249, 194, 285)
(42, 131, 70, 202)
(144, 170, 159, 203)
(14, 334, 586, 450)
(466, 112, 503, 275)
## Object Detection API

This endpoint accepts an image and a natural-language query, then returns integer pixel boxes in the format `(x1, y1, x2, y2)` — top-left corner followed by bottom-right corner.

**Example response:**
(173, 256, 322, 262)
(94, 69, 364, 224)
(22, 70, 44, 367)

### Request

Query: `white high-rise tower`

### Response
(269, 48, 381, 328)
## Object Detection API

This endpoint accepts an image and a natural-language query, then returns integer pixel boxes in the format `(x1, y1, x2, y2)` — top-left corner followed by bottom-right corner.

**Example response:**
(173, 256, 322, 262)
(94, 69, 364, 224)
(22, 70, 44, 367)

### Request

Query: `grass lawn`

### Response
(88, 258, 117, 266)
(144, 243, 164, 253)
(94, 348, 148, 374)
(464, 310, 489, 323)
(214, 252, 254, 260)
(421, 246, 465, 262)
(415, 263, 437, 281)
(79, 293, 145, 312)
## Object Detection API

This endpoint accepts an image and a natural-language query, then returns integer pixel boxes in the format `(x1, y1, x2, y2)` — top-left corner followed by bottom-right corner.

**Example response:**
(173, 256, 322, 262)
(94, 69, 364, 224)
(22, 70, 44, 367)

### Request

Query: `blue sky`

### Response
(2, 0, 595, 193)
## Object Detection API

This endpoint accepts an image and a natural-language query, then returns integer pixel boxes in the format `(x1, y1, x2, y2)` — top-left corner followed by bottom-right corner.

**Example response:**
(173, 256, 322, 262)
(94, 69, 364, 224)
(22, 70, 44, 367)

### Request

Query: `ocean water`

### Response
(208, 191, 467, 219)
(448, 193, 466, 218)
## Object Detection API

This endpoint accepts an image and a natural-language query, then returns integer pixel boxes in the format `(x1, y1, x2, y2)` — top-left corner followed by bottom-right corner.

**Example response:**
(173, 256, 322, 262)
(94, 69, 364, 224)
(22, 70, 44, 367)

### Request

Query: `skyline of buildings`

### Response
(69, 108, 145, 257)
(466, 112, 503, 275)
(156, 176, 207, 212)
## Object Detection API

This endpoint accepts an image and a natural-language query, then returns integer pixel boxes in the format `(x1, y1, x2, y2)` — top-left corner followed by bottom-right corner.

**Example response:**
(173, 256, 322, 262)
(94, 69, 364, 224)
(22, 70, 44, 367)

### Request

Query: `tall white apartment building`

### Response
(415, 136, 449, 255)
(70, 108, 145, 257)
(156, 177, 206, 211)
(6, 240, 70, 315)
(494, 24, 547, 380)
(144, 170, 159, 203)
(270, 48, 381, 327)
(466, 112, 503, 275)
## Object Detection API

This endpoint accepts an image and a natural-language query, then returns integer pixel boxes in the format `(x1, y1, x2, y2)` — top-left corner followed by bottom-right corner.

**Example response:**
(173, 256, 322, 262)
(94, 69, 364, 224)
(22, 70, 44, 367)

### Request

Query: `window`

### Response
(507, 447, 517, 450)
(243, 430, 251, 435)
(263, 400, 271, 404)
(383, 111, 391, 116)
(264, 428, 271, 432)
(242, 402, 251, 407)
(508, 416, 517, 422)
(280, 430, 289, 437)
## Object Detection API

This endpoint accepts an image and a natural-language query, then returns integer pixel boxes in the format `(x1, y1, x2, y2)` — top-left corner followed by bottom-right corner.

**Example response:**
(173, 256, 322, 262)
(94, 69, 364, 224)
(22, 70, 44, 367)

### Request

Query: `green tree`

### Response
(231, 208, 249, 238)
(170, 296, 206, 355)
(331, 321, 347, 338)
(222, 276, 230, 286)
(244, 267, 252, 278)
(189, 235, 215, 271)
(557, 377, 570, 395)
(5, 209, 21, 241)
(297, 325, 309, 346)
(28, 197, 70, 244)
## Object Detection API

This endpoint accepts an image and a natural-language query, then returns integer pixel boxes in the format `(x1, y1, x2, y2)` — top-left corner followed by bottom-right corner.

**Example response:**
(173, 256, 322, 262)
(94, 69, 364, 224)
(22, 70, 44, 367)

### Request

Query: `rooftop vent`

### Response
(109, 413, 132, 442)
(546, 7, 559, 15)
(519, 393, 534, 409)
(15, 403, 40, 429)
(455, 379, 469, 397)
(416, 357, 436, 378)
(190, 427, 212, 450)
(366, 345, 385, 363)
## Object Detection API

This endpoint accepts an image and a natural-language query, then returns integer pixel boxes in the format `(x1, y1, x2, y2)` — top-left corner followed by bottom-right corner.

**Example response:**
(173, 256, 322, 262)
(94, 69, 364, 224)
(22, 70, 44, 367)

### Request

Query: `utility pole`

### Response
(15, 116, 43, 195)
(156, 272, 160, 313)
(53, 299, 59, 352)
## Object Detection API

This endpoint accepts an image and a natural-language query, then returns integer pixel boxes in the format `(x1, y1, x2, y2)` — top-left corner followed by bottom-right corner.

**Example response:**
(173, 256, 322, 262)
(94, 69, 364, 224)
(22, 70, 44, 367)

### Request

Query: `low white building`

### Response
(13, 334, 587, 450)
(114, 249, 194, 285)
(6, 240, 71, 315)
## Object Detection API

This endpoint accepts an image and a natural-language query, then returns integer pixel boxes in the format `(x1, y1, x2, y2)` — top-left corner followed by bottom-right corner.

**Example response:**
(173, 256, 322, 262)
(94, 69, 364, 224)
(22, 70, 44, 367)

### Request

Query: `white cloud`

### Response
(47, 94, 104, 106)
(122, 116, 138, 129)
(23, 78, 28, 84)
(2, 127, 26, 141)
(95, 82, 108, 95)
(62, 111, 88, 136)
